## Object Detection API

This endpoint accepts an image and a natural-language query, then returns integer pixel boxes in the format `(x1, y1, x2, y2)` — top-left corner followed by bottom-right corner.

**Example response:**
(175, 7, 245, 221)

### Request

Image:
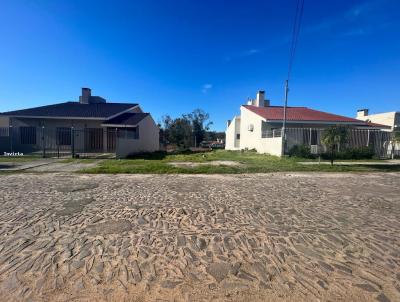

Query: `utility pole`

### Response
(281, 80, 289, 156)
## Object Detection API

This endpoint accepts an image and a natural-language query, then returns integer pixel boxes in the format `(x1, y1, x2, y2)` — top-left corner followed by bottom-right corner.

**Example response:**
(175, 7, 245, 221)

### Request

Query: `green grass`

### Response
(81, 150, 400, 174)
(58, 158, 98, 164)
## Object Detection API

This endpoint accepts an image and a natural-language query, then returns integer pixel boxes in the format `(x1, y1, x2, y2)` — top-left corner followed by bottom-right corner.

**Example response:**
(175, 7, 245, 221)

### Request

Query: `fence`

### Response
(0, 126, 126, 158)
(283, 127, 392, 158)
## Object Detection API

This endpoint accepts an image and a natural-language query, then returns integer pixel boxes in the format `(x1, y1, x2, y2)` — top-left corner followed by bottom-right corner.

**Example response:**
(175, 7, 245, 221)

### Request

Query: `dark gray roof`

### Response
(103, 112, 149, 125)
(0, 102, 138, 118)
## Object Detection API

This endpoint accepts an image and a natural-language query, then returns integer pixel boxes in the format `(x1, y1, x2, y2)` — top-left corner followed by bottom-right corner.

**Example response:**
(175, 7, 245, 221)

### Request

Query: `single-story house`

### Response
(0, 88, 159, 157)
(226, 90, 390, 156)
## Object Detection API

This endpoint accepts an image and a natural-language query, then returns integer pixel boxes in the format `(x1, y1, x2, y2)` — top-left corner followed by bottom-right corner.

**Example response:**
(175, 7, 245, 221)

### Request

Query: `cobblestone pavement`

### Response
(0, 173, 399, 302)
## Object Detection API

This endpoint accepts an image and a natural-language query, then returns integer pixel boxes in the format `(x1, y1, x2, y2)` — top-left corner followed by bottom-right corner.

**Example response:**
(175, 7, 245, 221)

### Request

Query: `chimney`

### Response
(80, 88, 91, 104)
(357, 108, 369, 119)
(256, 90, 267, 107)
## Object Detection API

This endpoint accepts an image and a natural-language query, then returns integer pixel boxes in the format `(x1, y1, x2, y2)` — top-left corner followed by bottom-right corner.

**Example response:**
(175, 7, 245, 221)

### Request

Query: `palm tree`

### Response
(321, 126, 349, 166)
(390, 129, 400, 159)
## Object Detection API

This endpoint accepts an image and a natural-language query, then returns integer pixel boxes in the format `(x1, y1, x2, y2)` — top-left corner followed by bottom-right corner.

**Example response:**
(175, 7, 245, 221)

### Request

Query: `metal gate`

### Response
(0, 126, 117, 158)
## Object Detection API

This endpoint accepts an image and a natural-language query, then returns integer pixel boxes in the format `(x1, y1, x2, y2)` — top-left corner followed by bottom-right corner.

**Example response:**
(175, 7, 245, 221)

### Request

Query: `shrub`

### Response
(288, 145, 315, 159)
(321, 146, 374, 160)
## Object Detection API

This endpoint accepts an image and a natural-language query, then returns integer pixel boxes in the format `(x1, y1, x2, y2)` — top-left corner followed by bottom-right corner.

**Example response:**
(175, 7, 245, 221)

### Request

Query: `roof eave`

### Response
(3, 115, 106, 120)
(101, 124, 138, 128)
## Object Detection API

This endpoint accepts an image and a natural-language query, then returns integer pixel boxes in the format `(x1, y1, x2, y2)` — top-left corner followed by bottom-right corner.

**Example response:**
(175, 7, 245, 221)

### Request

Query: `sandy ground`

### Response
(168, 160, 243, 167)
(0, 173, 399, 302)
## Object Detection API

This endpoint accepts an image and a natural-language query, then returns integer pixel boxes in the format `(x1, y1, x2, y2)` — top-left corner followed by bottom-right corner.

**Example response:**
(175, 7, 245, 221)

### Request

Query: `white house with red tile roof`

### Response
(225, 90, 390, 156)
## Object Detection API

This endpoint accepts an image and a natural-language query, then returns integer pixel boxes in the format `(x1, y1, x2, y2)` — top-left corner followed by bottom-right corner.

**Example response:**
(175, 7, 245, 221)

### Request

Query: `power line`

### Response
(282, 0, 305, 156)
(288, 0, 305, 81)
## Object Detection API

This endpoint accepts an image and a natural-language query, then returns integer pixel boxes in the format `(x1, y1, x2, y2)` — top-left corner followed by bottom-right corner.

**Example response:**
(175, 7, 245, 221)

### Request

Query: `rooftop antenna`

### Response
(282, 0, 305, 156)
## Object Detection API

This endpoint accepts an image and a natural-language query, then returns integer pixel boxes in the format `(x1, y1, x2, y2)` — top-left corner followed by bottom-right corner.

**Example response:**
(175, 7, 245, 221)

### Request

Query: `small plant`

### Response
(321, 126, 349, 166)
(288, 145, 315, 159)
(390, 130, 400, 159)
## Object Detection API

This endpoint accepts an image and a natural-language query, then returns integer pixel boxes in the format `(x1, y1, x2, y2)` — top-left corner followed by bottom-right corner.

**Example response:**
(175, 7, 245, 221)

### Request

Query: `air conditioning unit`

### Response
(310, 145, 320, 155)
(247, 124, 254, 131)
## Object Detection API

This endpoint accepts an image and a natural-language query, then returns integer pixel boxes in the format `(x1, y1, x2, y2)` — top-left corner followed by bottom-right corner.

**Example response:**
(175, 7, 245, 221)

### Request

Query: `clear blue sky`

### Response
(1, 0, 399, 131)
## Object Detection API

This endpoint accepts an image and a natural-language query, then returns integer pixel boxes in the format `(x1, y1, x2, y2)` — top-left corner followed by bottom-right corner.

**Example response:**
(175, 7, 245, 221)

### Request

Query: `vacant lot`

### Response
(0, 173, 399, 301)
(82, 150, 400, 174)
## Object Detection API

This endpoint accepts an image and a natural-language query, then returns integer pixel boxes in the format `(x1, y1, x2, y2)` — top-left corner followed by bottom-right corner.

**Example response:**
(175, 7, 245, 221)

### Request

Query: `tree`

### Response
(184, 109, 213, 147)
(321, 126, 349, 166)
(162, 115, 192, 148)
(161, 110, 213, 149)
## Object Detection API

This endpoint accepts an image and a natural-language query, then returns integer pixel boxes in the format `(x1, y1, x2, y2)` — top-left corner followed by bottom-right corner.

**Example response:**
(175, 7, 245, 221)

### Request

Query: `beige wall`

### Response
(116, 115, 159, 157)
(0, 116, 10, 127)
(225, 116, 241, 150)
(260, 137, 283, 156)
(225, 107, 282, 156)
(239, 106, 265, 151)
(225, 106, 283, 156)
(357, 111, 399, 131)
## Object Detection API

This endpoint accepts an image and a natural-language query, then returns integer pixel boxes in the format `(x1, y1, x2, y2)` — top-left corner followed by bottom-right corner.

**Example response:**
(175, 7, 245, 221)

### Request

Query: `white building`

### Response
(356, 109, 399, 131)
(226, 90, 390, 156)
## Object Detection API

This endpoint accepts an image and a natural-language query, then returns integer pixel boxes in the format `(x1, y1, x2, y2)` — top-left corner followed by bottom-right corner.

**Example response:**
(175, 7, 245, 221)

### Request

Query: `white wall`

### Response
(357, 112, 399, 131)
(116, 115, 159, 157)
(239, 106, 265, 151)
(260, 137, 283, 156)
(225, 106, 283, 156)
(225, 116, 241, 150)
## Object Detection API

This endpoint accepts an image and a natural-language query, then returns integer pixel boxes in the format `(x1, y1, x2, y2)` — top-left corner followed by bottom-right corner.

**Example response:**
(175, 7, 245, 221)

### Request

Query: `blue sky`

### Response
(0, 0, 399, 131)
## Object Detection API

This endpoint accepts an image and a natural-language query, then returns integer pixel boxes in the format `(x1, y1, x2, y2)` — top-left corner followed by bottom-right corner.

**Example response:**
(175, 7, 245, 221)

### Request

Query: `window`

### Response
(117, 127, 139, 139)
(236, 133, 240, 140)
(20, 127, 36, 144)
(57, 127, 71, 145)
(127, 127, 139, 139)
(0, 127, 9, 137)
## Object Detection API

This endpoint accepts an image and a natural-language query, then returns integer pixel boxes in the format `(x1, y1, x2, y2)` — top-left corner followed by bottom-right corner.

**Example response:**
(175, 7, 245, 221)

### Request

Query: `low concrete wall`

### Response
(259, 137, 283, 156)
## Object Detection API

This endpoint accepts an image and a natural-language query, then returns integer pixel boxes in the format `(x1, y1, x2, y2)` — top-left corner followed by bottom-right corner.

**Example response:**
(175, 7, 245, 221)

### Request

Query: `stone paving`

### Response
(0, 173, 399, 301)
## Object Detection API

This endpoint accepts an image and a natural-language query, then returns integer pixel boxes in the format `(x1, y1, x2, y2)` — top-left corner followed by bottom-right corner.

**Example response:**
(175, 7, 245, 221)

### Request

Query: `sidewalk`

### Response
(299, 159, 400, 166)
(0, 158, 101, 172)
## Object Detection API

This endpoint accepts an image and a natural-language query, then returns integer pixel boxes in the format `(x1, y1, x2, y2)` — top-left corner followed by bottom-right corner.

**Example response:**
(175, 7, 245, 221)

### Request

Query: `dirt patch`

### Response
(85, 219, 133, 235)
(168, 160, 243, 168)
(55, 197, 94, 217)
(55, 183, 99, 193)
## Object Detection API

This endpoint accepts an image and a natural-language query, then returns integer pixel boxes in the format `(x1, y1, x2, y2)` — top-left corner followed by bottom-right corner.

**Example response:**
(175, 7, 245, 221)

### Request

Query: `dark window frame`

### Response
(126, 127, 139, 139)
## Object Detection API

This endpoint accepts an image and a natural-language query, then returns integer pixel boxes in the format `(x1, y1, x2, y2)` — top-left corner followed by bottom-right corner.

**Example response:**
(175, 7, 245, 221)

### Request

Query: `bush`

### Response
(288, 145, 315, 159)
(321, 146, 374, 160)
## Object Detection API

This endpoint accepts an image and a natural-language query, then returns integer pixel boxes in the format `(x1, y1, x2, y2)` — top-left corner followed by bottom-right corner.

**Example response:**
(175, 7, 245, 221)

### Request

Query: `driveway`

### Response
(0, 173, 399, 301)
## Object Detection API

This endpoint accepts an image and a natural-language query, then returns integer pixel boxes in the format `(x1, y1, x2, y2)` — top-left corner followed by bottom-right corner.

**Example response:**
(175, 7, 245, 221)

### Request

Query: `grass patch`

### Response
(58, 158, 98, 164)
(81, 150, 400, 174)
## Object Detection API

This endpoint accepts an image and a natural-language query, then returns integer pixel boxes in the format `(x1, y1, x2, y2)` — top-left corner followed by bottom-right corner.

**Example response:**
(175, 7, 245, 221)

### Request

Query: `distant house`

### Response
(356, 109, 399, 131)
(0, 88, 159, 157)
(226, 90, 390, 156)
